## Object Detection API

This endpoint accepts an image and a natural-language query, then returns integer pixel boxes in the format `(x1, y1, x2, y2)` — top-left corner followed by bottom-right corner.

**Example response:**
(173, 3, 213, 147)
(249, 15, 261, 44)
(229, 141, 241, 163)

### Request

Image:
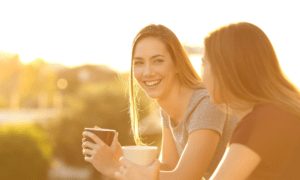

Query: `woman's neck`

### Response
(232, 106, 254, 120)
(157, 86, 194, 125)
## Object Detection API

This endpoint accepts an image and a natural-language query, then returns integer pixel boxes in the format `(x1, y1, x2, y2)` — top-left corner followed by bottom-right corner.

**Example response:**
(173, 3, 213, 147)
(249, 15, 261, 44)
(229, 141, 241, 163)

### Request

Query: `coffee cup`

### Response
(122, 146, 158, 166)
(84, 127, 116, 146)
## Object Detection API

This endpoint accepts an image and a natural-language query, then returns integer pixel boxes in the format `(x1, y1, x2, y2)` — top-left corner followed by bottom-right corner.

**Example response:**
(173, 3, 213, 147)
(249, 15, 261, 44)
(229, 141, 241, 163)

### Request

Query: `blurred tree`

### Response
(0, 53, 22, 108)
(0, 54, 60, 109)
(17, 59, 57, 108)
(0, 123, 53, 180)
(56, 65, 117, 94)
(48, 66, 156, 179)
(50, 78, 135, 167)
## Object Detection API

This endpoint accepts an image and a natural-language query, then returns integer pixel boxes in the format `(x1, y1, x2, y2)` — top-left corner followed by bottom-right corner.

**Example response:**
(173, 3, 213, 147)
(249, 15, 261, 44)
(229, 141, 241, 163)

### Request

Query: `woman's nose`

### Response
(143, 64, 154, 77)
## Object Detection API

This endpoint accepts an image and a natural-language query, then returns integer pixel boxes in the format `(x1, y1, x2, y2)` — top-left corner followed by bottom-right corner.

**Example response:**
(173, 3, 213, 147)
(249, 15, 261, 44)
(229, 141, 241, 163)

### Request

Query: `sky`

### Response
(0, 0, 300, 86)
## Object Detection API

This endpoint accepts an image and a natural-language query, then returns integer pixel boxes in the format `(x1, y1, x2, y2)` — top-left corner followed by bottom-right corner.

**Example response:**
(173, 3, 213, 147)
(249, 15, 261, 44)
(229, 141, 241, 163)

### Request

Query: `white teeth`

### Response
(145, 80, 161, 87)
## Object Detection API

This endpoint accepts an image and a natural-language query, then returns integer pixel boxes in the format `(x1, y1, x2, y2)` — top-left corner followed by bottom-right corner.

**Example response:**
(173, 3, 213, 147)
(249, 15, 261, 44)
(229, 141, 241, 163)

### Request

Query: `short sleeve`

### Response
(231, 115, 282, 163)
(187, 97, 227, 135)
(230, 105, 298, 161)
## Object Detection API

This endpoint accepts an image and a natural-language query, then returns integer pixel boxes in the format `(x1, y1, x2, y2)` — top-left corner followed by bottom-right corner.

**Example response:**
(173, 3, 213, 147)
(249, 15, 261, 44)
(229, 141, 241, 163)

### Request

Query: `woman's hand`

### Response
(82, 131, 122, 177)
(109, 132, 123, 160)
(114, 157, 160, 180)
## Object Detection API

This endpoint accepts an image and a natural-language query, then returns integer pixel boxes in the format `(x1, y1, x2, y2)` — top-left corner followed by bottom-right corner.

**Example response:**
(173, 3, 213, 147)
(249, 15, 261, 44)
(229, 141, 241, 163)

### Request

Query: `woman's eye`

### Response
(154, 59, 164, 63)
(134, 61, 143, 66)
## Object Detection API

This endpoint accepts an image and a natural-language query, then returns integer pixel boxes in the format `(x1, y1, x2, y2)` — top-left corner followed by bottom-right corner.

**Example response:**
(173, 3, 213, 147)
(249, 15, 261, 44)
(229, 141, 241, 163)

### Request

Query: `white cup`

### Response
(122, 146, 158, 166)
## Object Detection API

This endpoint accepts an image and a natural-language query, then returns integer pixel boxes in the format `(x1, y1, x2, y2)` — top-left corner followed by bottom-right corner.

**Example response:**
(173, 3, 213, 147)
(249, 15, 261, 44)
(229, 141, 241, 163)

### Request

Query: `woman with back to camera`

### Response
(114, 22, 300, 180)
(203, 22, 300, 180)
(82, 24, 237, 180)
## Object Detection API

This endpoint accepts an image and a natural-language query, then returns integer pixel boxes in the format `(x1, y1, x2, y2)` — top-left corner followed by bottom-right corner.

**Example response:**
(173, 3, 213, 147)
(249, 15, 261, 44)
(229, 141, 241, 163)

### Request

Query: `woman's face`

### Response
(132, 37, 179, 100)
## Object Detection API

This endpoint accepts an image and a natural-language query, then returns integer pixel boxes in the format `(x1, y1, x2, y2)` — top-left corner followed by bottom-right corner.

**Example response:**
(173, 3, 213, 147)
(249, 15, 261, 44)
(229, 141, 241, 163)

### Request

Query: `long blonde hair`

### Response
(130, 24, 203, 144)
(204, 22, 300, 117)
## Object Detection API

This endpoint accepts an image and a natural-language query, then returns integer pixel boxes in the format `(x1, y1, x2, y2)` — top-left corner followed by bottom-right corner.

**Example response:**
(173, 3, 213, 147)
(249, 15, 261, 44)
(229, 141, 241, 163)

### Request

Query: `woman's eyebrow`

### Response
(133, 54, 164, 60)
(150, 55, 164, 59)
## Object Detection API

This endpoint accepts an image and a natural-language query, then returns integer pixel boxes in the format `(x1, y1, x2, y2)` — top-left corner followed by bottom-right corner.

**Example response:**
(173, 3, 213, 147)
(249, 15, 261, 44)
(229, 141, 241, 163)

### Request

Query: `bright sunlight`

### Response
(0, 0, 299, 85)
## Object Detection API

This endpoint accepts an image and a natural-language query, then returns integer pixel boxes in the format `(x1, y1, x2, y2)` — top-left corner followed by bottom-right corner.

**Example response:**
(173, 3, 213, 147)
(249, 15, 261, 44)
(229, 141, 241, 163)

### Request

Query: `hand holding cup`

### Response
(83, 127, 116, 146)
(82, 127, 121, 178)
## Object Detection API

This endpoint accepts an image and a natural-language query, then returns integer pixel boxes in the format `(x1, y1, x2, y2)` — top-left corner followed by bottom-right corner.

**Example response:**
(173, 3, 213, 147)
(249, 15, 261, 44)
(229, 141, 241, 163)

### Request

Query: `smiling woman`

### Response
(132, 37, 179, 99)
(81, 24, 237, 180)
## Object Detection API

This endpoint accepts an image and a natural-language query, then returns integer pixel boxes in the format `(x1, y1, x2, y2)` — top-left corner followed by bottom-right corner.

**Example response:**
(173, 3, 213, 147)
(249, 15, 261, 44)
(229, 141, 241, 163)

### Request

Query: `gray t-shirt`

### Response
(161, 88, 238, 178)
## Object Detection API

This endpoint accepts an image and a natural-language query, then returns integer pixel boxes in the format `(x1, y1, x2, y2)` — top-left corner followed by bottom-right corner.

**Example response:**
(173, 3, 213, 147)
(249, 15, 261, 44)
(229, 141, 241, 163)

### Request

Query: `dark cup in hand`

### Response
(84, 127, 116, 146)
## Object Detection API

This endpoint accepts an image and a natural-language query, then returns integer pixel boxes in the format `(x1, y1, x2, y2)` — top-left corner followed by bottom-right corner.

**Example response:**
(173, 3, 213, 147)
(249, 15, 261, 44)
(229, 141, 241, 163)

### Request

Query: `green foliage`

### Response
(0, 54, 22, 106)
(49, 78, 133, 167)
(49, 74, 156, 168)
(0, 55, 58, 108)
(0, 123, 53, 180)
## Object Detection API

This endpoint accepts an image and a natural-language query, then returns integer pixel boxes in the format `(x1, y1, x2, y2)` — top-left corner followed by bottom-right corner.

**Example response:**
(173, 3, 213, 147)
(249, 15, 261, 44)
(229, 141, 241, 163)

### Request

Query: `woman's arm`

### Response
(210, 143, 261, 180)
(160, 129, 220, 180)
(160, 127, 180, 170)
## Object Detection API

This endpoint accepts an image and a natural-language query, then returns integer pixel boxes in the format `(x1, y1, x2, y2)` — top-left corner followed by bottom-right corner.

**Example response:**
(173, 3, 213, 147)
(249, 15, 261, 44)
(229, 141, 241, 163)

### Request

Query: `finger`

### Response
(82, 137, 87, 143)
(119, 156, 134, 168)
(114, 171, 124, 180)
(82, 148, 94, 156)
(114, 166, 127, 180)
(149, 159, 160, 171)
(112, 132, 119, 143)
(84, 155, 93, 162)
(82, 131, 106, 146)
(82, 140, 97, 149)
(111, 132, 119, 148)
(113, 140, 123, 159)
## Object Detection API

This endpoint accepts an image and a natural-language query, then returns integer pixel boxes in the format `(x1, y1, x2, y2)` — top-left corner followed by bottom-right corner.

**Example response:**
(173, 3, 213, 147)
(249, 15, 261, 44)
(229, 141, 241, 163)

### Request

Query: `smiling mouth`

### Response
(144, 80, 161, 88)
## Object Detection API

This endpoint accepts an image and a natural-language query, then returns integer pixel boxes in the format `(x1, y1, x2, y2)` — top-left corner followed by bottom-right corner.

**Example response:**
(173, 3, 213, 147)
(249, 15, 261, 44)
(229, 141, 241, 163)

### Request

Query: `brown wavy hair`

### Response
(130, 24, 203, 144)
(204, 22, 300, 117)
